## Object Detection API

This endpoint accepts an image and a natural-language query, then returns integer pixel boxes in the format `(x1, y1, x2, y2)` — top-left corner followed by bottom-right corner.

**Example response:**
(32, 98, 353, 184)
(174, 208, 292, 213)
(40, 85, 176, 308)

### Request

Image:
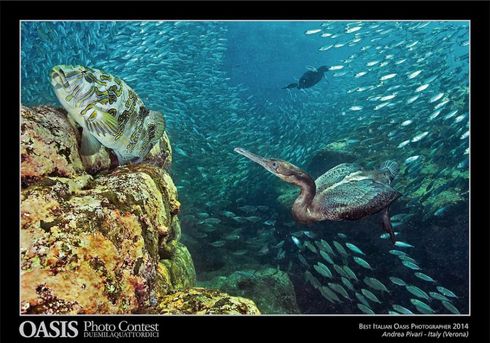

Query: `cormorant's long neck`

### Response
(291, 173, 316, 222)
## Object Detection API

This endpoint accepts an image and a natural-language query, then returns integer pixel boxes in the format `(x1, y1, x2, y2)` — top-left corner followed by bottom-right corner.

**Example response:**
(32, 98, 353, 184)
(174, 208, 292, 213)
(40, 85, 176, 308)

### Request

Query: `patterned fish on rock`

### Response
(51, 65, 165, 164)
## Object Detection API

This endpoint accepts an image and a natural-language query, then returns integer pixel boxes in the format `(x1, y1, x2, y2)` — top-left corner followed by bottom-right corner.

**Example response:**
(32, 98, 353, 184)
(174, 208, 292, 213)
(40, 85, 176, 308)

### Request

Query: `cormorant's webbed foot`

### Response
(382, 207, 396, 245)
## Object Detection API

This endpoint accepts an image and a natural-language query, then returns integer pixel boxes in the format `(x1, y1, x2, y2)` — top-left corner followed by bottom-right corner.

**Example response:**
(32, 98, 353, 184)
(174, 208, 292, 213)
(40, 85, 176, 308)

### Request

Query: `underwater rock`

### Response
(20, 164, 182, 314)
(21, 106, 85, 185)
(21, 106, 173, 181)
(198, 268, 300, 314)
(20, 105, 204, 314)
(158, 242, 196, 291)
(158, 288, 260, 315)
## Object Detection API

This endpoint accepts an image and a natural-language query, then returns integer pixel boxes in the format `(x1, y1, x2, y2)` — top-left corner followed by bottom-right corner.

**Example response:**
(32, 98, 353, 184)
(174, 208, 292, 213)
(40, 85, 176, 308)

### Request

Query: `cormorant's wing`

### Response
(317, 179, 400, 220)
(314, 163, 363, 193)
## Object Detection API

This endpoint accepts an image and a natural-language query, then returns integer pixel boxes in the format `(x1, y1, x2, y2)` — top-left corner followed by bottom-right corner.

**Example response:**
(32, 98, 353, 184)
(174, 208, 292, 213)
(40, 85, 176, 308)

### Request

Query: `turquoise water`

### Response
(21, 21, 469, 314)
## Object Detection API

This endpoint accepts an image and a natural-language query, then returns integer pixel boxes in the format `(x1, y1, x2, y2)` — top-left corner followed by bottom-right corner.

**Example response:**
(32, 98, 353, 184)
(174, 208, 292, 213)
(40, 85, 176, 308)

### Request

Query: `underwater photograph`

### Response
(20, 20, 469, 315)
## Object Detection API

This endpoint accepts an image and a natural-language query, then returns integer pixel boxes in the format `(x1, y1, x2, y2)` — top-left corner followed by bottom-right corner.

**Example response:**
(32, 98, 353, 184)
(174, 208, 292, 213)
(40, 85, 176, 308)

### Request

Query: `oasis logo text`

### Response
(19, 321, 78, 338)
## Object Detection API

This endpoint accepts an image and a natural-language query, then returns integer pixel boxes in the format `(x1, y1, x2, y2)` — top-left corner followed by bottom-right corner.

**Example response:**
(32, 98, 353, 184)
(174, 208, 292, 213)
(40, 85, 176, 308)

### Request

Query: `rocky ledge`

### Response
(20, 105, 259, 315)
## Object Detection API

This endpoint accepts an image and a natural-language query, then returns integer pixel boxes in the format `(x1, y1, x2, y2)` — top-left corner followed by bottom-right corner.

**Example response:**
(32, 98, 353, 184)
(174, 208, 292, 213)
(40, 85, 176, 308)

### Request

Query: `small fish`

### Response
(341, 277, 355, 291)
(355, 72, 367, 78)
(305, 29, 322, 35)
(232, 249, 248, 256)
(397, 140, 410, 148)
(305, 271, 321, 289)
(337, 233, 347, 239)
(410, 299, 435, 314)
(454, 114, 466, 123)
(333, 240, 349, 256)
(222, 210, 236, 218)
(224, 234, 240, 241)
(197, 212, 210, 219)
(402, 260, 421, 270)
(406, 285, 430, 300)
(238, 205, 257, 214)
(201, 217, 221, 225)
(313, 262, 333, 279)
(380, 232, 400, 239)
(210, 240, 226, 248)
(355, 292, 370, 307)
(389, 249, 407, 257)
(305, 241, 318, 254)
(304, 231, 317, 239)
(357, 303, 375, 314)
(175, 147, 189, 157)
(411, 132, 429, 143)
(442, 301, 460, 314)
(319, 240, 336, 256)
(264, 219, 276, 226)
(364, 277, 390, 293)
(349, 105, 363, 111)
(245, 216, 262, 223)
(395, 241, 415, 248)
(320, 286, 341, 303)
(405, 155, 420, 164)
(460, 131, 469, 140)
(434, 99, 450, 110)
(345, 243, 365, 255)
(406, 94, 420, 104)
(436, 286, 458, 298)
(333, 264, 349, 278)
(342, 265, 358, 281)
(398, 255, 418, 264)
(297, 253, 308, 267)
(401, 120, 413, 126)
(414, 272, 436, 282)
(320, 250, 334, 264)
(328, 283, 351, 300)
(415, 84, 429, 92)
(389, 277, 406, 286)
(353, 256, 373, 270)
(429, 292, 450, 302)
(361, 288, 381, 303)
(429, 92, 445, 103)
(429, 109, 442, 120)
(392, 304, 413, 314)
(291, 236, 302, 248)
(329, 65, 344, 71)
(380, 73, 397, 81)
(346, 26, 362, 33)
(374, 102, 390, 110)
(407, 70, 422, 79)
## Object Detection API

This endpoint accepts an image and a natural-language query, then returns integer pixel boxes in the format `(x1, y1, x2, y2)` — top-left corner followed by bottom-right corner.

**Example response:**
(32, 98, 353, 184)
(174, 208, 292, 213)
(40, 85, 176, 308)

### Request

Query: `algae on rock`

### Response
(158, 288, 260, 315)
(20, 105, 254, 315)
(199, 267, 300, 314)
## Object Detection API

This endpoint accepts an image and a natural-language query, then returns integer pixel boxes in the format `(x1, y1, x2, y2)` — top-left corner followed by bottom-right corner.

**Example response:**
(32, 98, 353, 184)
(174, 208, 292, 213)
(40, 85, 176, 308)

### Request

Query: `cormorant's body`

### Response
(284, 66, 329, 89)
(234, 148, 401, 243)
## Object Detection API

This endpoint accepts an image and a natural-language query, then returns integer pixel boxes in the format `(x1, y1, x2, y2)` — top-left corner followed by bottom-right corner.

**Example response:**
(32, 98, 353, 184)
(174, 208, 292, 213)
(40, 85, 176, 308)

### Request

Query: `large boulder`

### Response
(20, 105, 254, 315)
(158, 288, 260, 315)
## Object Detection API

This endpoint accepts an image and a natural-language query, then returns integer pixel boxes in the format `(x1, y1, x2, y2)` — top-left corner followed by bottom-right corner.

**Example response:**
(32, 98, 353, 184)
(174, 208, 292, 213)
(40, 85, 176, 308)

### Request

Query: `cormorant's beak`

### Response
(234, 147, 277, 174)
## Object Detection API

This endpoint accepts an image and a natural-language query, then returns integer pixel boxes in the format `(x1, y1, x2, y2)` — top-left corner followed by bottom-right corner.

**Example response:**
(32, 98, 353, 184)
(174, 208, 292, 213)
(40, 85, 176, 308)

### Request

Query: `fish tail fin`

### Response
(283, 83, 298, 89)
(380, 160, 399, 182)
(147, 110, 165, 139)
